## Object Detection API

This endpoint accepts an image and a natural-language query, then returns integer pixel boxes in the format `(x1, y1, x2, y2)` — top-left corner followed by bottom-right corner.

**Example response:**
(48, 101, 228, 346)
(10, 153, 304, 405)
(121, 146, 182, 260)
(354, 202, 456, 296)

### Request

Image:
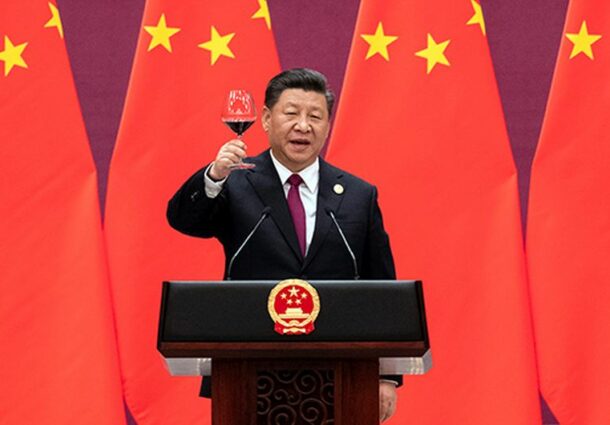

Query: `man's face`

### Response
(262, 88, 330, 172)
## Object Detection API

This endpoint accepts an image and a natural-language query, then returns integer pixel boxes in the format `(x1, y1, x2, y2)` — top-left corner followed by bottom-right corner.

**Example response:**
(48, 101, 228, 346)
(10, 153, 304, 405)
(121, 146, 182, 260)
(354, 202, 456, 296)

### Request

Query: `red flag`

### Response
(527, 2, 610, 423)
(0, 2, 125, 424)
(104, 0, 280, 423)
(327, 0, 541, 422)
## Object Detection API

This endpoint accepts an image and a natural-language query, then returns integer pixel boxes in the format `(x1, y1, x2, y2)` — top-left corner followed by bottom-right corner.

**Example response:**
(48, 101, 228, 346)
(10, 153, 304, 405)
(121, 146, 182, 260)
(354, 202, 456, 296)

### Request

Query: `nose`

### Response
(296, 115, 311, 132)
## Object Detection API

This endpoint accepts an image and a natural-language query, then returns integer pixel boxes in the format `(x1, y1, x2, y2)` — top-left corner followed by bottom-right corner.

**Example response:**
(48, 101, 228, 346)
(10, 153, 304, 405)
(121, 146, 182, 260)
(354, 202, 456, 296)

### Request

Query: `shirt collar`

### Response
(269, 149, 319, 192)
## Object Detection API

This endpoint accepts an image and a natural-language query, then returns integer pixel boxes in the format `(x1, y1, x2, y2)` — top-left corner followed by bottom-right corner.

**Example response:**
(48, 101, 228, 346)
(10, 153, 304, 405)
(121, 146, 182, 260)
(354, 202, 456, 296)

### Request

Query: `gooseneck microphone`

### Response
(226, 206, 272, 280)
(325, 207, 360, 280)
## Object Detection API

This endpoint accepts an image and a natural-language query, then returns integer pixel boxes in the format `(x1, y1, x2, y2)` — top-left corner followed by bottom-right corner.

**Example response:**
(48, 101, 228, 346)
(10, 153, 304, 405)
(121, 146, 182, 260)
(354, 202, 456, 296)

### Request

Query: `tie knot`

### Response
(288, 174, 303, 187)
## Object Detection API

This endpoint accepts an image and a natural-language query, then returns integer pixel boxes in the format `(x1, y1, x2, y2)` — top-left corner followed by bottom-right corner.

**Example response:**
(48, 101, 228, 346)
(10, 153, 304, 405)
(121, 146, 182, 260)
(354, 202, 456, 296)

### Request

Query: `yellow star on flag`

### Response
(0, 36, 28, 77)
(466, 0, 486, 36)
(198, 26, 236, 65)
(143, 13, 181, 52)
(566, 21, 602, 60)
(252, 0, 271, 30)
(361, 22, 398, 61)
(415, 33, 451, 74)
(44, 2, 64, 39)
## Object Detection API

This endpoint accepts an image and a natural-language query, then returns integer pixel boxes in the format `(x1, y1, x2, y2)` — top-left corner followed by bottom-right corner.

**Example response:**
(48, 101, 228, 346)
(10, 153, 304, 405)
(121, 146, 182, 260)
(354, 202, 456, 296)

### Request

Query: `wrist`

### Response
(207, 163, 224, 182)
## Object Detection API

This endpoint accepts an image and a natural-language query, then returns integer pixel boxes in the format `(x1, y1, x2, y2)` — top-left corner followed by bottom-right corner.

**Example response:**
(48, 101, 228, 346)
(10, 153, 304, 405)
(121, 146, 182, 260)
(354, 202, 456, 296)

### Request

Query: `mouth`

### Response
(289, 138, 311, 147)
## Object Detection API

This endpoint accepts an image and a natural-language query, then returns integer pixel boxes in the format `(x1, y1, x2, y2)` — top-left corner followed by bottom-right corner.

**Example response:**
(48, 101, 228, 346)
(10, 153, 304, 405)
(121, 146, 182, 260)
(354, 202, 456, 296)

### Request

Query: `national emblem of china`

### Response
(268, 279, 320, 335)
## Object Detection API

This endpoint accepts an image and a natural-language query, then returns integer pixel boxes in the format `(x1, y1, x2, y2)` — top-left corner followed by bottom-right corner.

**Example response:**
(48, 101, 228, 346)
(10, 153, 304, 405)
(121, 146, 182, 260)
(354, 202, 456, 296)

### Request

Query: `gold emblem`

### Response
(333, 184, 344, 194)
(268, 279, 320, 335)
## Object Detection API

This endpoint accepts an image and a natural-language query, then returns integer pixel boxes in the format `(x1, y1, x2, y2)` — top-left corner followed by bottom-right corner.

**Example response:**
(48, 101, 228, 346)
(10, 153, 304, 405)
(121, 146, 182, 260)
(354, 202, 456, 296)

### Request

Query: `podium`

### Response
(158, 280, 430, 425)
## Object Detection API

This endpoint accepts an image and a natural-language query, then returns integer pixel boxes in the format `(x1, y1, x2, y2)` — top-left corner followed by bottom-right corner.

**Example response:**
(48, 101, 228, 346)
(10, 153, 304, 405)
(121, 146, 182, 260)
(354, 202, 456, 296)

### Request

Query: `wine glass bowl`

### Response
(221, 89, 257, 169)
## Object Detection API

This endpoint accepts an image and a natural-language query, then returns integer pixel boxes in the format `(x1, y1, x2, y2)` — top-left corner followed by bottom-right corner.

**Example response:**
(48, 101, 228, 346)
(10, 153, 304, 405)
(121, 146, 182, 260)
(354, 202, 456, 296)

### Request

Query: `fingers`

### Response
(209, 139, 247, 180)
(379, 382, 397, 422)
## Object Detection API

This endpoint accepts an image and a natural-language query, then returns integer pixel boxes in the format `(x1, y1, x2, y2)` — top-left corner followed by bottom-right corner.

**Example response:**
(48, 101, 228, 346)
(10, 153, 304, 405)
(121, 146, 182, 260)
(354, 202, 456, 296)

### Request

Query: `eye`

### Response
(284, 110, 297, 116)
(310, 114, 322, 120)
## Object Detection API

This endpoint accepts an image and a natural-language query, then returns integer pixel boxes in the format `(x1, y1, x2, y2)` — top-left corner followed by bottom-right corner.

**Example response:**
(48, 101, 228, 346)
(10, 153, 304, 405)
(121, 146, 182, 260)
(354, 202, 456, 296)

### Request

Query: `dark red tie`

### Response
(287, 174, 306, 256)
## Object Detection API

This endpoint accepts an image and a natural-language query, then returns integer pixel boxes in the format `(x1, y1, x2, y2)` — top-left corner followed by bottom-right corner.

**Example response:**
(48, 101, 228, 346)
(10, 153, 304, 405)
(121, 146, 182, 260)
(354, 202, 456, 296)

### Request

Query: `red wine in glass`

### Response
(221, 89, 257, 169)
(224, 120, 254, 135)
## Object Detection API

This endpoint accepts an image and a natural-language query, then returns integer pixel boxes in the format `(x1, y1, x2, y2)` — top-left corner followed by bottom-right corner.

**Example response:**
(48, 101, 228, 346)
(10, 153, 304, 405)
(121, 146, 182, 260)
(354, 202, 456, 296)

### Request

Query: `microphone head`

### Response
(325, 207, 334, 216)
(261, 206, 272, 215)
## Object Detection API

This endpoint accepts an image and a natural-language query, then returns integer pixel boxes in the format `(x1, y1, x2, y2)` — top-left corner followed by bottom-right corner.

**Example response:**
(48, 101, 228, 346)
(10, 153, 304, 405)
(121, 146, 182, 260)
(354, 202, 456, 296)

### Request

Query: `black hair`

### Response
(264, 68, 335, 116)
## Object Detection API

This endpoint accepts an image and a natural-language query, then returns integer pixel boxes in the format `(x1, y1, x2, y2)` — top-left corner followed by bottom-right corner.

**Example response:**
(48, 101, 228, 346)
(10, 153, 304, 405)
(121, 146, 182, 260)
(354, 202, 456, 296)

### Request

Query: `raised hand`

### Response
(208, 139, 248, 181)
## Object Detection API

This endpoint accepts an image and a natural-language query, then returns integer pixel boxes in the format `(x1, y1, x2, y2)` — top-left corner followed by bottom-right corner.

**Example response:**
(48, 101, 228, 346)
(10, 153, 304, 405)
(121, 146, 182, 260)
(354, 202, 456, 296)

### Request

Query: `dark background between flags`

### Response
(57, 0, 568, 423)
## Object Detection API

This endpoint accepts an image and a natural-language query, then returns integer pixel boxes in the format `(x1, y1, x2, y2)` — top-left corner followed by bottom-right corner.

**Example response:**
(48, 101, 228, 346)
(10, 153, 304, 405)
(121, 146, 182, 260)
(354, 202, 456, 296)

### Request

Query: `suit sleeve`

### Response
(361, 186, 396, 280)
(166, 165, 229, 239)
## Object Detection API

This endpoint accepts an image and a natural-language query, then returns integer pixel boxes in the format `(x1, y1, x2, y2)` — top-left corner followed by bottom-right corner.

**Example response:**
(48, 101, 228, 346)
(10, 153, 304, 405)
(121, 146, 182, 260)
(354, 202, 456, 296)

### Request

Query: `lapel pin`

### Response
(333, 184, 344, 195)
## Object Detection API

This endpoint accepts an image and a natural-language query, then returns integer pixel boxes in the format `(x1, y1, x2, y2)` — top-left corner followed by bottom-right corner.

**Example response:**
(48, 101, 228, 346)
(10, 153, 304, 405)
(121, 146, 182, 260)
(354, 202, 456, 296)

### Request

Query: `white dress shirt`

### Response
(269, 151, 318, 255)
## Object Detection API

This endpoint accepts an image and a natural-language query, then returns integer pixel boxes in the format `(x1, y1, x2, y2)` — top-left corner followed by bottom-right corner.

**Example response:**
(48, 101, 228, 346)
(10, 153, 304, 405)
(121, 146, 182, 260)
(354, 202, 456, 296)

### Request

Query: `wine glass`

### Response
(221, 89, 257, 169)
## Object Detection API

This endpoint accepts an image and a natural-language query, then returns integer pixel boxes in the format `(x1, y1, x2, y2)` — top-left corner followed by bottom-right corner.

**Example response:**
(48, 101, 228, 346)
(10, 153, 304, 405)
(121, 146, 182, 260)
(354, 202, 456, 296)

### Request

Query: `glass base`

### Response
(228, 162, 256, 170)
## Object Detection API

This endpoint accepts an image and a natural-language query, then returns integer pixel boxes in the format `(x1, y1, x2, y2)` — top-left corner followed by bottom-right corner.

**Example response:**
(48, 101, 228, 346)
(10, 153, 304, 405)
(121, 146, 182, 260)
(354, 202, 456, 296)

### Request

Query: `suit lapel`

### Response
(246, 150, 303, 262)
(302, 158, 344, 271)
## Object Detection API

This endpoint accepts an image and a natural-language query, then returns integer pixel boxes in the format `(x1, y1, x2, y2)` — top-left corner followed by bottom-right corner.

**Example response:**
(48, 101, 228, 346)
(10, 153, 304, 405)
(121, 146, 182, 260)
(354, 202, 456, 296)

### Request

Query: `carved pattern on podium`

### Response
(256, 369, 334, 425)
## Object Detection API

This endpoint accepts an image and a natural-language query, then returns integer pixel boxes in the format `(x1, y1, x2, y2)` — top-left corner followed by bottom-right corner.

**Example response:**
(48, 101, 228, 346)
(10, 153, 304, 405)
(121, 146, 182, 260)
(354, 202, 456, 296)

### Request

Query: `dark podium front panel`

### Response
(159, 280, 427, 342)
(158, 280, 430, 374)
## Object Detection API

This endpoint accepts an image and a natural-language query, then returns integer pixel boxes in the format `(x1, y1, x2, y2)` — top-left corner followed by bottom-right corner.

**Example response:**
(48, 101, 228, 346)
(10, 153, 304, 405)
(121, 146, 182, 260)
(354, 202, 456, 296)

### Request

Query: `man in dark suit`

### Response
(167, 68, 399, 422)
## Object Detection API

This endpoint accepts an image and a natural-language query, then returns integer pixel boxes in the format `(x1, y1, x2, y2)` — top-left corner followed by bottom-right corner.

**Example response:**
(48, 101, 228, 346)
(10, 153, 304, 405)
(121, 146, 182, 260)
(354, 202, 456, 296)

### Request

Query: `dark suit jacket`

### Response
(167, 149, 401, 393)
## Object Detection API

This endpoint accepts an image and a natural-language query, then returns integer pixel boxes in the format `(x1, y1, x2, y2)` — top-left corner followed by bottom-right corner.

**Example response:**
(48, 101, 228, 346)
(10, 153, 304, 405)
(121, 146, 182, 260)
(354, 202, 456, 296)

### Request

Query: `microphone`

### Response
(226, 206, 272, 280)
(325, 208, 360, 280)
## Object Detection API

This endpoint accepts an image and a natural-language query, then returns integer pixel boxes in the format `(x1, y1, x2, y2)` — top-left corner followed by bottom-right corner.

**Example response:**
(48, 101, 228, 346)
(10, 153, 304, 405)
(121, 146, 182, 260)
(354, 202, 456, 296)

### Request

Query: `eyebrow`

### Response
(284, 102, 323, 112)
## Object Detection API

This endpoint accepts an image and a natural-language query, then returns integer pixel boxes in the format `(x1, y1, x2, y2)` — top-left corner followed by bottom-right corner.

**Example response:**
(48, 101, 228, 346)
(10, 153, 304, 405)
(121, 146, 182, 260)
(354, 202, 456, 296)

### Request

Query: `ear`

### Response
(262, 106, 271, 132)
